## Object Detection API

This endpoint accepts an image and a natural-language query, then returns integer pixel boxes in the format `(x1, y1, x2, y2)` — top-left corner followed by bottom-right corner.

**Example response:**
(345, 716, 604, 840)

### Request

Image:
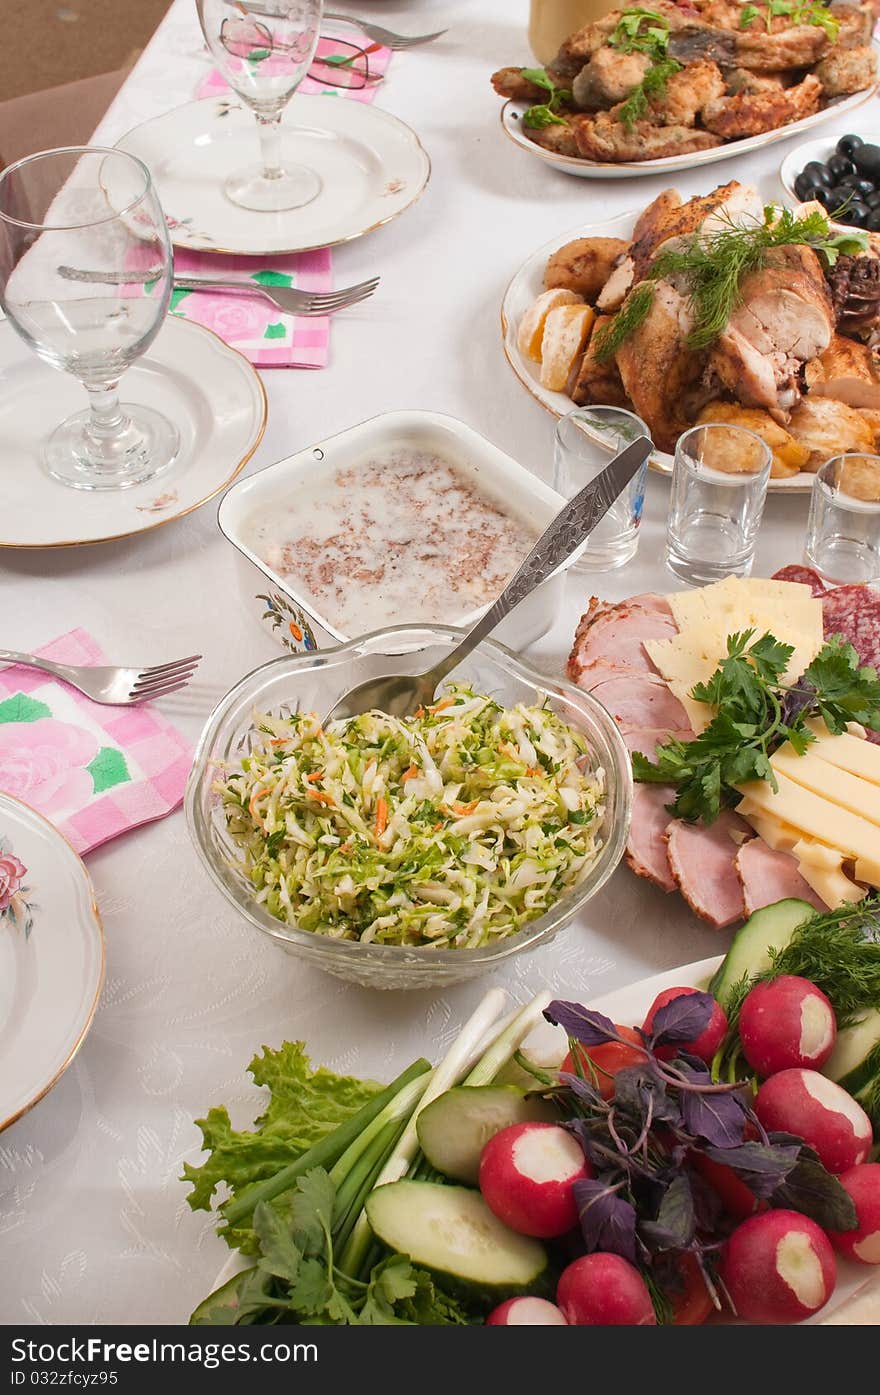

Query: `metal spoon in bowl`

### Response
(324, 435, 652, 724)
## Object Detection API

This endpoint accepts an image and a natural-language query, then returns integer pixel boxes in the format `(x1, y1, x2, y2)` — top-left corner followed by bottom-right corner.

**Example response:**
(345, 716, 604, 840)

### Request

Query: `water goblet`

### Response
(197, 0, 324, 212)
(0, 146, 177, 491)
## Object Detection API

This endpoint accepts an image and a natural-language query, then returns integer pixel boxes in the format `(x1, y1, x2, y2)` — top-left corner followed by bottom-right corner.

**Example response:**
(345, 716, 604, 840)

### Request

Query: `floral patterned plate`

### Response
(0, 791, 104, 1132)
(115, 96, 431, 257)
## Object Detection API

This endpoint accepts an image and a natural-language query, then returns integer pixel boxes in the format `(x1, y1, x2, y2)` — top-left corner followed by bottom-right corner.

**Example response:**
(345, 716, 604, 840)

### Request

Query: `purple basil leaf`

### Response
(558, 1071, 607, 1113)
(690, 1168, 723, 1234)
(781, 679, 817, 727)
(613, 1064, 682, 1129)
(675, 1065, 748, 1148)
(702, 1140, 801, 1201)
(647, 991, 715, 1048)
(639, 1175, 696, 1252)
(545, 1000, 624, 1048)
(771, 1152, 858, 1232)
(573, 1176, 638, 1265)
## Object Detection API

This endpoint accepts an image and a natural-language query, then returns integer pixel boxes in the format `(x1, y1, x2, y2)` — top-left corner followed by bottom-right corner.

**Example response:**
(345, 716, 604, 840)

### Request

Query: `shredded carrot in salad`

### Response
(218, 685, 605, 949)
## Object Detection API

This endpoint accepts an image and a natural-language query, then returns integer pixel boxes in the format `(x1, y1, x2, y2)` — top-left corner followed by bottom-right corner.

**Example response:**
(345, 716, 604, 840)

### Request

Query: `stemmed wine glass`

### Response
(0, 146, 177, 491)
(197, 0, 324, 212)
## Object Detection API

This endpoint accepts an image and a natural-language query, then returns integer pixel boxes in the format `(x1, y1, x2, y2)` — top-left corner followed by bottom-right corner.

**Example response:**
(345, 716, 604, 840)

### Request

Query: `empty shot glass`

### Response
(665, 423, 772, 586)
(553, 406, 651, 571)
(805, 453, 880, 584)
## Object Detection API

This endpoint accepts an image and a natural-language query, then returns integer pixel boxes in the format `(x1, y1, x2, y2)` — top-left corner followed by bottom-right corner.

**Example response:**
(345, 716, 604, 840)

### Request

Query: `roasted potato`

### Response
(517, 288, 583, 362)
(539, 304, 596, 392)
(694, 402, 810, 479)
(543, 237, 630, 302)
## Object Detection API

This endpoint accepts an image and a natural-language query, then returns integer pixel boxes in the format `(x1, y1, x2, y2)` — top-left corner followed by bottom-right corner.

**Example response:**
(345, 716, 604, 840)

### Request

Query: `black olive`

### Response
(854, 143, 880, 178)
(828, 154, 856, 180)
(812, 185, 835, 210)
(803, 160, 833, 187)
(794, 173, 819, 200)
(867, 190, 880, 209)
(844, 200, 870, 226)
(867, 209, 880, 231)
(837, 134, 864, 160)
(851, 178, 876, 198)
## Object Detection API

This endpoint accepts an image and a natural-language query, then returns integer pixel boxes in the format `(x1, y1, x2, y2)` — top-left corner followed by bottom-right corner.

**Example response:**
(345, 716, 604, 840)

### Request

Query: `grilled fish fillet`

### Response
(701, 74, 822, 138)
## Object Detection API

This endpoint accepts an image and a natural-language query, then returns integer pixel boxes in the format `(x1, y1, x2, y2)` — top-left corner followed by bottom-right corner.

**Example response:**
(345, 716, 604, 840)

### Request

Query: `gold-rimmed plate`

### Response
(501, 211, 817, 493)
(0, 792, 104, 1132)
(115, 96, 431, 257)
(499, 66, 879, 180)
(0, 316, 266, 548)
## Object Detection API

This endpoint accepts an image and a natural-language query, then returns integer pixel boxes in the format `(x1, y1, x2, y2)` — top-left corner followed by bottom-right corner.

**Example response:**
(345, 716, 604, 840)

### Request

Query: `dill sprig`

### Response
(598, 205, 869, 360)
(593, 282, 655, 362)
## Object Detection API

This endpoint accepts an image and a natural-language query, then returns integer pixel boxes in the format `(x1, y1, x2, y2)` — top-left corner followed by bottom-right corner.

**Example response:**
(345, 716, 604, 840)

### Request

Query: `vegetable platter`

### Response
(185, 894, 880, 1326)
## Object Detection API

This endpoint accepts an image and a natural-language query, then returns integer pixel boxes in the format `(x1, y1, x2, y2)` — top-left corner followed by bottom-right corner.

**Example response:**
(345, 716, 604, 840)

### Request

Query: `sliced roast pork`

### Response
(665, 811, 751, 929)
(735, 838, 827, 916)
(588, 673, 692, 734)
(627, 785, 678, 892)
(568, 594, 678, 688)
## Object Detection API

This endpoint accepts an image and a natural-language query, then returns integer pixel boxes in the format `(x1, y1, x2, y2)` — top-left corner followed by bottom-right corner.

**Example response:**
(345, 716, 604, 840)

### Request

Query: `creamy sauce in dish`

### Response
(244, 448, 539, 635)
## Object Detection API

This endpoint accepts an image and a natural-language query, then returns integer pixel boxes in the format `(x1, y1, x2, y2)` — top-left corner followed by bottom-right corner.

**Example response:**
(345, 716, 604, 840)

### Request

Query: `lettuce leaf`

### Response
(182, 1040, 381, 1249)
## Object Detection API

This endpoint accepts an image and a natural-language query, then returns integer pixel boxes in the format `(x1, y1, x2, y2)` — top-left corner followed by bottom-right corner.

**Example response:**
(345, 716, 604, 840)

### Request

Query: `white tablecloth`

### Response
(2, 0, 873, 1325)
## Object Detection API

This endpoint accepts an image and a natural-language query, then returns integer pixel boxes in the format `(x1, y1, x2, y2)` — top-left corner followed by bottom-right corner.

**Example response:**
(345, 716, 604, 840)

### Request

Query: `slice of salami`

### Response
(822, 584, 880, 744)
(771, 565, 828, 597)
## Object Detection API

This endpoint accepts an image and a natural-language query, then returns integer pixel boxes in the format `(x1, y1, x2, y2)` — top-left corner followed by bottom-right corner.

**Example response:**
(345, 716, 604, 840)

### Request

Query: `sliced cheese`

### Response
(771, 745, 880, 828)
(854, 856, 880, 889)
(736, 800, 803, 854)
(791, 839, 866, 908)
(736, 769, 880, 864)
(804, 721, 880, 788)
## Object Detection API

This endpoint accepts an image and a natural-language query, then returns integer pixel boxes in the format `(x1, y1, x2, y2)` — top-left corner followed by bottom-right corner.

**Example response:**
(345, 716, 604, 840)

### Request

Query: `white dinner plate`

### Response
(0, 316, 266, 548)
(499, 72, 878, 180)
(501, 211, 817, 493)
(0, 793, 104, 1132)
(115, 96, 431, 257)
(202, 953, 874, 1324)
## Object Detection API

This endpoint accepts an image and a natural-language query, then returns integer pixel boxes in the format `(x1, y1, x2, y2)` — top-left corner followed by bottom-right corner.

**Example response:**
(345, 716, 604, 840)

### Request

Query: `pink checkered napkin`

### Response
(0, 631, 193, 856)
(162, 36, 394, 369)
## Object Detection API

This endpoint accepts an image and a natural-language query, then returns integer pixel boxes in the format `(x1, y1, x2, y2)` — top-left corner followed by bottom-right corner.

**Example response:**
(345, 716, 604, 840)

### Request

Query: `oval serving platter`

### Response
(501, 210, 823, 493)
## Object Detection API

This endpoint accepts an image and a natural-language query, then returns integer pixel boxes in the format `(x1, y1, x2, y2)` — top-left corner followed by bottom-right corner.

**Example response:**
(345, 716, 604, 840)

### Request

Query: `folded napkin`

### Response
(161, 35, 393, 368)
(0, 631, 192, 855)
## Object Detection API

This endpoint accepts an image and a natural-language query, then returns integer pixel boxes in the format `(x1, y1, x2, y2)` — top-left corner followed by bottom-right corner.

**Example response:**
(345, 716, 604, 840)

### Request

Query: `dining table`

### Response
(1, 0, 873, 1326)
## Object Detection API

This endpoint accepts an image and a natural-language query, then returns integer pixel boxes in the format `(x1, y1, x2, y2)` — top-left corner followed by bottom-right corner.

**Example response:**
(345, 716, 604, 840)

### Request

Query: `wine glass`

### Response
(197, 0, 324, 212)
(0, 146, 177, 492)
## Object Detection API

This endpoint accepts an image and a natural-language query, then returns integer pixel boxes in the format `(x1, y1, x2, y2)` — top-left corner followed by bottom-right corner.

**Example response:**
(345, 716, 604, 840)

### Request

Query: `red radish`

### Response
(719, 1210, 836, 1324)
(556, 1253, 656, 1326)
(739, 976, 837, 1076)
(642, 987, 728, 1064)
(827, 1164, 880, 1265)
(485, 1297, 568, 1326)
(561, 1025, 646, 1101)
(479, 1122, 591, 1238)
(668, 1253, 714, 1326)
(754, 1069, 873, 1174)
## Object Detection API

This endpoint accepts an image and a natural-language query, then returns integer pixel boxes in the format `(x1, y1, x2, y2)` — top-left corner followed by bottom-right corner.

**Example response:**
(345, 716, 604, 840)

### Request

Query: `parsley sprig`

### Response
(607, 8, 682, 131)
(632, 630, 880, 824)
(740, 0, 839, 39)
(520, 67, 573, 129)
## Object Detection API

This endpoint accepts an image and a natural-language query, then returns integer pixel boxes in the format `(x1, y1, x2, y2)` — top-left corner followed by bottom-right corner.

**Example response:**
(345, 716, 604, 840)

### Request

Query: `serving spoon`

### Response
(324, 435, 652, 724)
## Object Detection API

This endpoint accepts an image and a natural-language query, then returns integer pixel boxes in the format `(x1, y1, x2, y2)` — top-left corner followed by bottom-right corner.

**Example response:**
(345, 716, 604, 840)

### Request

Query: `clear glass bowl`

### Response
(185, 625, 632, 990)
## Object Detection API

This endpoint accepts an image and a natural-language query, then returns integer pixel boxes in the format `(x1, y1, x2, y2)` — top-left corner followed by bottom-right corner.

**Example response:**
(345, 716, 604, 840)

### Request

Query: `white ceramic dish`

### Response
(218, 410, 574, 654)
(202, 953, 873, 1323)
(0, 792, 104, 1132)
(500, 68, 879, 180)
(777, 133, 880, 216)
(502, 211, 817, 494)
(116, 96, 431, 257)
(0, 316, 266, 549)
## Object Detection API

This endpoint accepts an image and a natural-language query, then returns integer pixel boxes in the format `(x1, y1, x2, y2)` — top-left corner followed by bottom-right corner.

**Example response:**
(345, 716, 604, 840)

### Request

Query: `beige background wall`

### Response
(0, 0, 171, 100)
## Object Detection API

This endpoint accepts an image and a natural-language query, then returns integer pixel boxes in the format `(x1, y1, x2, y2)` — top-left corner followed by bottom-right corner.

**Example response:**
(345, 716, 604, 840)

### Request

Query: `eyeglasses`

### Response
(220, 17, 383, 91)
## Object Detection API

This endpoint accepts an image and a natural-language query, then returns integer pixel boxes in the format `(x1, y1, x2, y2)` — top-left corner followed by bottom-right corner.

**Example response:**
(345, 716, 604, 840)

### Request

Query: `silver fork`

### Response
(323, 11, 447, 48)
(0, 650, 201, 706)
(56, 266, 379, 318)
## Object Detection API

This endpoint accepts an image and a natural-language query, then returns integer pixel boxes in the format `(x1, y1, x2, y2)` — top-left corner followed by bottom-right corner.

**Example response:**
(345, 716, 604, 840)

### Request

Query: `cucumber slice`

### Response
(416, 1085, 557, 1184)
(365, 1180, 548, 1302)
(709, 899, 816, 1007)
(825, 1009, 880, 1099)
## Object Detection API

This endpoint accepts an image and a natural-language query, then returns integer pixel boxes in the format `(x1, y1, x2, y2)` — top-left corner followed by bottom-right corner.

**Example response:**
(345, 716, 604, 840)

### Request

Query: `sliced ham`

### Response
(568, 594, 677, 689)
(623, 726, 696, 760)
(626, 785, 677, 892)
(735, 838, 827, 916)
(665, 811, 751, 928)
(589, 673, 691, 734)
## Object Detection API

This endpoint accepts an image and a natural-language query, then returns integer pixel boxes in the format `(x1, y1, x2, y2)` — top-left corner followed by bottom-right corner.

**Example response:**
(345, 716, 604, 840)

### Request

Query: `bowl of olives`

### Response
(781, 134, 880, 232)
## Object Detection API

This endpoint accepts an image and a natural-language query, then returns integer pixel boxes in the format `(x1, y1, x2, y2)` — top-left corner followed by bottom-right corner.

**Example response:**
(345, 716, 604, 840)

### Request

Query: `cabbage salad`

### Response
(220, 684, 606, 949)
